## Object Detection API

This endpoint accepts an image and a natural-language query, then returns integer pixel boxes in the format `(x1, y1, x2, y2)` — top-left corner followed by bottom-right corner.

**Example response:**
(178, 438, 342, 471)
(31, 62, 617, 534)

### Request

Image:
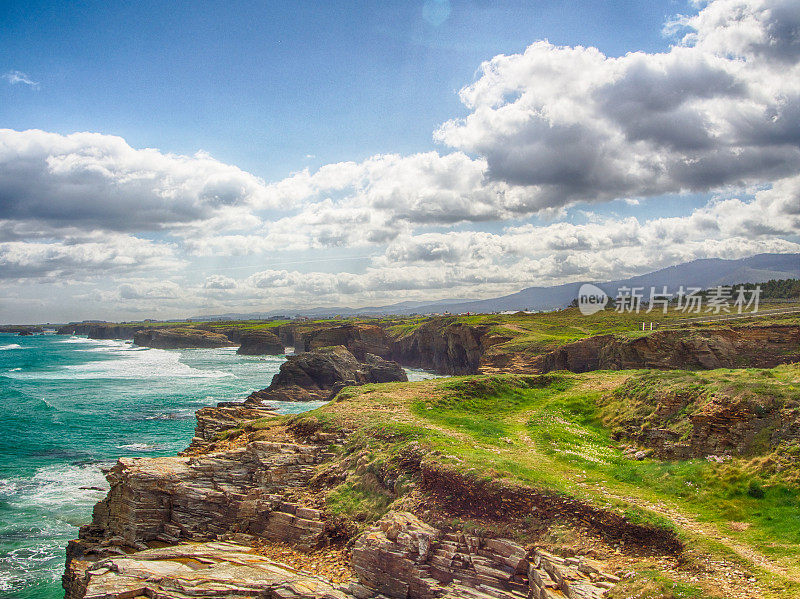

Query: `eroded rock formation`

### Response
(304, 324, 393, 360)
(65, 542, 356, 599)
(237, 330, 285, 355)
(246, 346, 407, 403)
(64, 446, 621, 599)
(537, 325, 800, 373)
(133, 328, 237, 349)
(391, 319, 509, 375)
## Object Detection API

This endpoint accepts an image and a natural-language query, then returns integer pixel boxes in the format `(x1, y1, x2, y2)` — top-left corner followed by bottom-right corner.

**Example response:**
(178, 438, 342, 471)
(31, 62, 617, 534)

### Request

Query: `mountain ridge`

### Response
(191, 253, 800, 319)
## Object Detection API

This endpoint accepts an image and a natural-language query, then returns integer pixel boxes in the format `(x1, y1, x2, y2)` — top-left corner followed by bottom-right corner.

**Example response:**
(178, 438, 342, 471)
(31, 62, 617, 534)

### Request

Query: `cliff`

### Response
(244, 346, 408, 404)
(0, 325, 44, 334)
(390, 318, 510, 374)
(534, 325, 800, 373)
(65, 367, 800, 599)
(57, 323, 138, 340)
(133, 327, 237, 349)
(599, 368, 800, 460)
(303, 324, 393, 360)
(236, 330, 285, 355)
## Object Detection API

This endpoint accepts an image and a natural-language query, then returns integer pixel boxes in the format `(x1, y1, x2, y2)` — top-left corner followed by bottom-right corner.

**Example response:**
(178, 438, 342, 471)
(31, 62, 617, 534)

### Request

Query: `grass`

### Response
(259, 365, 800, 597)
(608, 569, 724, 599)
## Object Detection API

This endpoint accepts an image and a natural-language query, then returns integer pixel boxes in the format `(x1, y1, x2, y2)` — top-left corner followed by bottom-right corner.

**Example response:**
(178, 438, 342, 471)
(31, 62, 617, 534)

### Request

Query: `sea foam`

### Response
(9, 339, 232, 380)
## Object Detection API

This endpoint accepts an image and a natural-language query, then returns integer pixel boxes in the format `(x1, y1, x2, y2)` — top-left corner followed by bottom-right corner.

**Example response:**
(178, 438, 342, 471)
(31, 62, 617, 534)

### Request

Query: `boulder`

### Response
(362, 353, 407, 383)
(270, 346, 363, 391)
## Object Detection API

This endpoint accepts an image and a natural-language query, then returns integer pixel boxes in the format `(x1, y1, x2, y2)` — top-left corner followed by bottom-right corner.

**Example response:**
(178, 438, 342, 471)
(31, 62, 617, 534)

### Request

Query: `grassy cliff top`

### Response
(229, 365, 800, 598)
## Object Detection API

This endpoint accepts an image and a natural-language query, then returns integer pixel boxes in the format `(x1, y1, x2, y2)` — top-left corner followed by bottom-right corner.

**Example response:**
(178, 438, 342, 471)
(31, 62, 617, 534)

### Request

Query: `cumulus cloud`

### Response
(203, 274, 238, 290)
(118, 280, 183, 300)
(0, 234, 181, 281)
(2, 0, 799, 317)
(176, 175, 800, 307)
(433, 0, 800, 209)
(0, 129, 276, 233)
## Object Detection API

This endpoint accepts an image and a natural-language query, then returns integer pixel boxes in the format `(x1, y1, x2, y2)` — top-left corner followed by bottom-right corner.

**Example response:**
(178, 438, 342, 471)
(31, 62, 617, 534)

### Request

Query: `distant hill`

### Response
(192, 253, 800, 319)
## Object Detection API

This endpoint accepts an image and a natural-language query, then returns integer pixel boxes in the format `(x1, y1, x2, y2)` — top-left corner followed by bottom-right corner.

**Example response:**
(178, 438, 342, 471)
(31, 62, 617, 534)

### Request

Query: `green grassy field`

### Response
(228, 364, 800, 598)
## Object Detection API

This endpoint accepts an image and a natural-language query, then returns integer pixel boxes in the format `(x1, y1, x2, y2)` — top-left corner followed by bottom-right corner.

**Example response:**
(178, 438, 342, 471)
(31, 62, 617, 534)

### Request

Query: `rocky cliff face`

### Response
(604, 371, 800, 460)
(236, 330, 285, 355)
(537, 325, 800, 373)
(57, 323, 138, 339)
(65, 441, 623, 599)
(391, 319, 509, 375)
(76, 441, 330, 551)
(133, 328, 237, 349)
(246, 346, 407, 403)
(304, 324, 393, 360)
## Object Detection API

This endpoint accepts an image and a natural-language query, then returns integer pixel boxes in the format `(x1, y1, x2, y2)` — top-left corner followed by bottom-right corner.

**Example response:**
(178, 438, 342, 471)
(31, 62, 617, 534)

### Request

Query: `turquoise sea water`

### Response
(0, 332, 438, 599)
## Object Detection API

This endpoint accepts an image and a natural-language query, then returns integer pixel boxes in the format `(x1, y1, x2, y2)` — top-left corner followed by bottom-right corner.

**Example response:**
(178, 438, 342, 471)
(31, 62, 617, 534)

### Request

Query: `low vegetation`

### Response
(228, 364, 800, 598)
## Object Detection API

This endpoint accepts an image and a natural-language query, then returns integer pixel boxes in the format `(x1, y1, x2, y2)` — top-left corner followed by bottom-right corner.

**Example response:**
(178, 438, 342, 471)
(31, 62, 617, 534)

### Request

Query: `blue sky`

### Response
(1, 0, 798, 322)
(2, 0, 681, 179)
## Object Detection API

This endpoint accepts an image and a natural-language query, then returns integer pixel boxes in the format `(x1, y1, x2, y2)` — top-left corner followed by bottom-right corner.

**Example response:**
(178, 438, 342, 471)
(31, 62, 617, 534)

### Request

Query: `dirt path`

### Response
(578, 480, 800, 583)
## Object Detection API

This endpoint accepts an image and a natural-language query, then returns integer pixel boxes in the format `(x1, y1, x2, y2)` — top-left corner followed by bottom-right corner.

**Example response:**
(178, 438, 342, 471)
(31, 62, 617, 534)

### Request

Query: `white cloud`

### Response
(2, 70, 39, 88)
(0, 129, 277, 233)
(1, 0, 799, 319)
(203, 274, 238, 290)
(433, 0, 800, 209)
(118, 280, 183, 300)
(0, 234, 181, 281)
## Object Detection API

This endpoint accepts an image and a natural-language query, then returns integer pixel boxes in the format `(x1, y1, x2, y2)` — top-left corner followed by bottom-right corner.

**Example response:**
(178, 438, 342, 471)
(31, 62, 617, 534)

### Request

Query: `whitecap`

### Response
(58, 336, 95, 344)
(0, 343, 22, 350)
(5, 463, 108, 513)
(7, 343, 233, 380)
(117, 442, 176, 451)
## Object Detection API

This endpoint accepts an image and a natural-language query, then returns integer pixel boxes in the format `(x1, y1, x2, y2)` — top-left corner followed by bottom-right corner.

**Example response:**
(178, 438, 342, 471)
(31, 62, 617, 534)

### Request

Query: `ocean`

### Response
(0, 332, 437, 598)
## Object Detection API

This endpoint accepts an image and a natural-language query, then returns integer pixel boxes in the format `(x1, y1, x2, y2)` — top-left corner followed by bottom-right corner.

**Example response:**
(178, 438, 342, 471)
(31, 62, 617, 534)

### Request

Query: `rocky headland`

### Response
(133, 327, 237, 349)
(245, 345, 407, 404)
(60, 311, 800, 599)
(236, 330, 285, 355)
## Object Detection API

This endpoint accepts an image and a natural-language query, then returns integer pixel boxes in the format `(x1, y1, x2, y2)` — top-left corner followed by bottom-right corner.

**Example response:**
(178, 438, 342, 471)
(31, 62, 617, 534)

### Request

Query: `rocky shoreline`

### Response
(56, 320, 800, 374)
(59, 317, 800, 598)
(62, 341, 636, 599)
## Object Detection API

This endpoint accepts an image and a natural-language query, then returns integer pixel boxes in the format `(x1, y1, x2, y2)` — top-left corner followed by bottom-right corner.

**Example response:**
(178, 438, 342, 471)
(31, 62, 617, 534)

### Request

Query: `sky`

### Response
(1, 0, 799, 323)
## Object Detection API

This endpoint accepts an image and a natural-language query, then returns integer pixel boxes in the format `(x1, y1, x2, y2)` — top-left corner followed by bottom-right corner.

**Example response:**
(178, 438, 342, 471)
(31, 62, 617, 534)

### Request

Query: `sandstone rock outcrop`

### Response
(536, 325, 800, 373)
(348, 511, 618, 599)
(237, 330, 285, 355)
(192, 404, 280, 444)
(134, 328, 237, 349)
(64, 542, 356, 599)
(246, 346, 407, 403)
(304, 324, 393, 360)
(76, 441, 331, 551)
(391, 318, 509, 375)
(613, 383, 800, 460)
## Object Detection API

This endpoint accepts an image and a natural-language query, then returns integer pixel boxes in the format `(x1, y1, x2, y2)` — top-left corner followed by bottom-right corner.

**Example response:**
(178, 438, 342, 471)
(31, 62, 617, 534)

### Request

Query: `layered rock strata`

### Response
(73, 442, 330, 552)
(246, 346, 407, 403)
(237, 330, 285, 355)
(133, 328, 237, 349)
(303, 324, 394, 360)
(65, 542, 356, 599)
(530, 325, 800, 374)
